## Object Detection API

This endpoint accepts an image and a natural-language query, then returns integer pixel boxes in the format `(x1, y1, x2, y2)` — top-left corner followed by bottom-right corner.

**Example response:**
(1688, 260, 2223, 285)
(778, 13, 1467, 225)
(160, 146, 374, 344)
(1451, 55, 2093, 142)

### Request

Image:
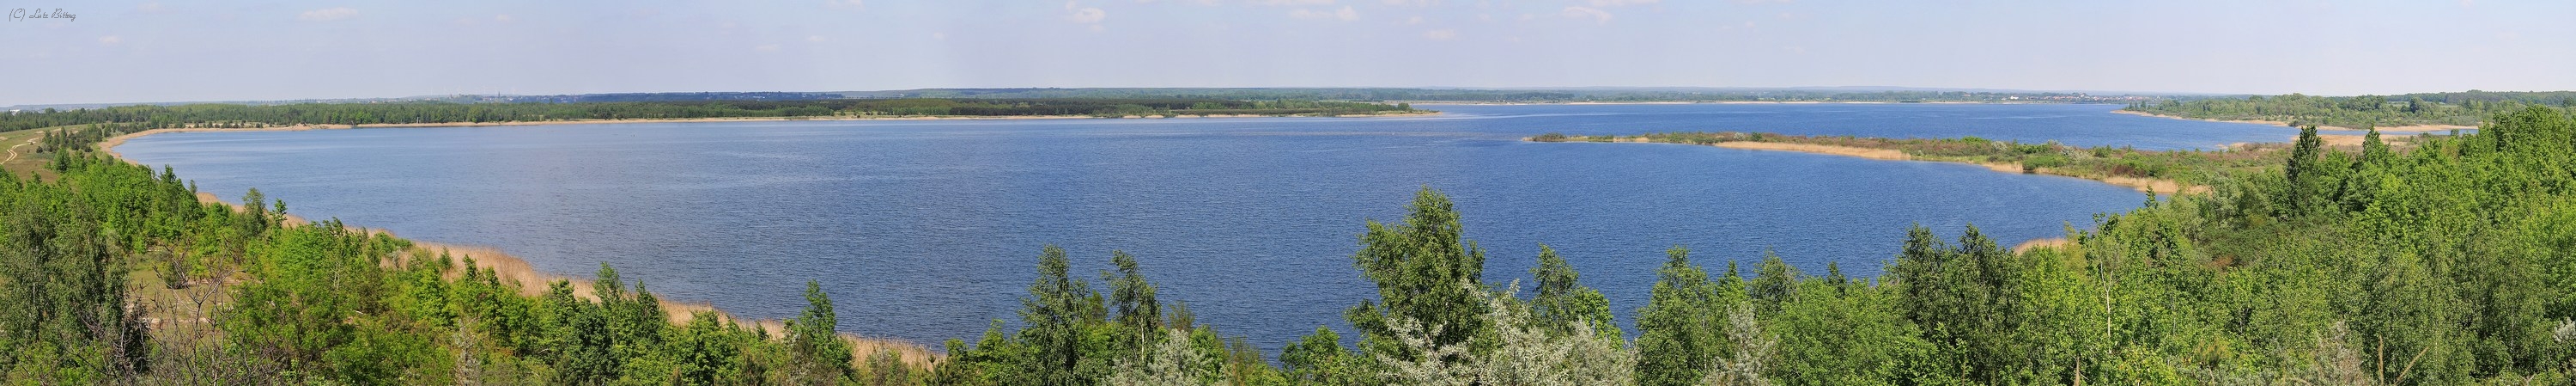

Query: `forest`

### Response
(2126, 90, 2576, 127)
(0, 97, 1420, 133)
(3, 107, 2574, 384)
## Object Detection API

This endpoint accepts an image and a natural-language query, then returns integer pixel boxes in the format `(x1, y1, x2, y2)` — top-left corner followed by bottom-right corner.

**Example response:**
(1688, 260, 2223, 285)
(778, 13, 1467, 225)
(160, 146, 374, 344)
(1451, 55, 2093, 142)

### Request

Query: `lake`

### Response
(111, 102, 2300, 352)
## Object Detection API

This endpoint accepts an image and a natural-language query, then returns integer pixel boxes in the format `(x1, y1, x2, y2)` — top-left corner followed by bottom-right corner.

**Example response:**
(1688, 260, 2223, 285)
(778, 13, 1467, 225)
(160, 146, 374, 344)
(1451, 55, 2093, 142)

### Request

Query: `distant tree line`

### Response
(858, 88, 2155, 103)
(2128, 90, 2576, 127)
(0, 98, 1421, 132)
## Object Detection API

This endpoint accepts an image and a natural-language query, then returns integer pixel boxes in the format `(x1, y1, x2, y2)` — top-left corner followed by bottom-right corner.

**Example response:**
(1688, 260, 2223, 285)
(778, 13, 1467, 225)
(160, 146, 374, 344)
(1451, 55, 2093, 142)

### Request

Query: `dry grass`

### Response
(2011, 238, 2072, 254)
(0, 128, 57, 176)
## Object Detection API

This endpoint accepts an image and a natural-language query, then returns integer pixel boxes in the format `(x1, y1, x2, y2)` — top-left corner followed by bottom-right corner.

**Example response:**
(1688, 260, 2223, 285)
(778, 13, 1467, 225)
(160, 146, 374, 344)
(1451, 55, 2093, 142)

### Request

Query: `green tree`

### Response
(1634, 246, 1740, 386)
(1021, 245, 1108, 385)
(783, 280, 854, 383)
(1346, 187, 1491, 365)
(1529, 244, 1620, 340)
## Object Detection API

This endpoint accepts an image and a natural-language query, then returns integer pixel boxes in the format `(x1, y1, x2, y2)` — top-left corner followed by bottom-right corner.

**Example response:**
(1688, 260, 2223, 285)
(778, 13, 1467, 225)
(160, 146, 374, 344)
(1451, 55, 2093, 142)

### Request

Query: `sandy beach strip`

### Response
(108, 128, 945, 367)
(2111, 109, 2475, 132)
(1564, 138, 2202, 194)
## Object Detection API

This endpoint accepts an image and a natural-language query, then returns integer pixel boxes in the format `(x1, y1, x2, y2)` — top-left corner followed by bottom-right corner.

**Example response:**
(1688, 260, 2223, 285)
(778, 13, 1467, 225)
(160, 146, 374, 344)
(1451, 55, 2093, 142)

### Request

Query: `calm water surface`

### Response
(113, 103, 2298, 351)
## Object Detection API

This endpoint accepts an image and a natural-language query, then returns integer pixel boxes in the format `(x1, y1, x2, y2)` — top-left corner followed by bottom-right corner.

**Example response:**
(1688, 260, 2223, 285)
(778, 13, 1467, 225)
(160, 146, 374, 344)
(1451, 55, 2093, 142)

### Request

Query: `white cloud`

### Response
(1250, 0, 1335, 5)
(1066, 3, 1107, 24)
(1422, 29, 1457, 40)
(1290, 6, 1358, 21)
(493, 14, 514, 22)
(931, 32, 947, 40)
(97, 35, 122, 45)
(1406, 15, 1423, 25)
(1588, 0, 1657, 6)
(136, 3, 165, 13)
(827, 0, 865, 9)
(806, 35, 829, 42)
(1382, 0, 1437, 6)
(753, 44, 781, 52)
(1561, 6, 1611, 23)
(297, 7, 358, 21)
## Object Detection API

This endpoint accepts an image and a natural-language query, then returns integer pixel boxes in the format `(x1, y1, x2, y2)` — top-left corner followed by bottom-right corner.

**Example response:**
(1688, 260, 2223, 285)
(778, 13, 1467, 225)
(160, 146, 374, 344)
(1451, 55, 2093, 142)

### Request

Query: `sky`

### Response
(3, 0, 2572, 107)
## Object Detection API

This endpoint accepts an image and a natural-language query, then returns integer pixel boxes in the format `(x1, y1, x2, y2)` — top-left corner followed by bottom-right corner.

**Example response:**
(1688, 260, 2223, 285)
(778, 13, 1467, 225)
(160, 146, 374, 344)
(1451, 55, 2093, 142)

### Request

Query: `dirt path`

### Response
(1, 132, 37, 164)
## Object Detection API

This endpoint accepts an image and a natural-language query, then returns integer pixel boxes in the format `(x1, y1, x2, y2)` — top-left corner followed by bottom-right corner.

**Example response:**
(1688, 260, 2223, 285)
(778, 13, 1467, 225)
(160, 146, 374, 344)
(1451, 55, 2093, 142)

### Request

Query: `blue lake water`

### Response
(112, 103, 2299, 352)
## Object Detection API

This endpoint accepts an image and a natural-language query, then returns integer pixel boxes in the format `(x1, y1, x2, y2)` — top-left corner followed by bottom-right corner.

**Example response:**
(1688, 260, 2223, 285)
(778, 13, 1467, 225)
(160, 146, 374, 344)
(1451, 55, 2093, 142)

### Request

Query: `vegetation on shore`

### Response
(2124, 90, 2576, 128)
(4, 107, 2575, 384)
(1530, 131, 2355, 193)
(849, 88, 2156, 104)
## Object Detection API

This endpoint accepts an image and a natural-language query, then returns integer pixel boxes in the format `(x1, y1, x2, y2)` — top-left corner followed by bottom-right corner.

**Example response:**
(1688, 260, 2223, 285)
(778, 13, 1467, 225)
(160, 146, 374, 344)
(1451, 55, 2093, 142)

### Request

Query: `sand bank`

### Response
(1712, 141, 1911, 161)
(1601, 139, 2201, 194)
(2112, 109, 2475, 132)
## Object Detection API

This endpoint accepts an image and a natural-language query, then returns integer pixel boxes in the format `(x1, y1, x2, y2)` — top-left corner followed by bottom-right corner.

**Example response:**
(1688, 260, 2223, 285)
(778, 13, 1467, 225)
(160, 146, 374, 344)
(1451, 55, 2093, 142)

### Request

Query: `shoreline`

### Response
(1544, 138, 2202, 195)
(103, 128, 945, 366)
(1419, 101, 2077, 106)
(1535, 138, 2125, 255)
(92, 109, 1445, 365)
(340, 110, 1442, 129)
(2111, 109, 2475, 132)
(94, 110, 1442, 161)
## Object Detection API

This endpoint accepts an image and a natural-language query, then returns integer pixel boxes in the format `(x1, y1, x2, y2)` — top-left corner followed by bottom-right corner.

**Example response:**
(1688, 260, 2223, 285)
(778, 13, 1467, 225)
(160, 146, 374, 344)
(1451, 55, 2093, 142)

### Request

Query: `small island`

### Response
(1528, 128, 2430, 195)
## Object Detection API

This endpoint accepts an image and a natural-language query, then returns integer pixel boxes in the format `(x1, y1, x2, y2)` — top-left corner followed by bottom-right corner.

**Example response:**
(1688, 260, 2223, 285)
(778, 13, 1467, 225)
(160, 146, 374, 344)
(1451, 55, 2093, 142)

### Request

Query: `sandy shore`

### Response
(2112, 109, 2475, 132)
(1712, 141, 1911, 160)
(402, 241, 941, 367)
(91, 110, 1450, 365)
(106, 130, 945, 367)
(1561, 138, 2202, 194)
(1555, 138, 2142, 255)
(1431, 101, 2050, 106)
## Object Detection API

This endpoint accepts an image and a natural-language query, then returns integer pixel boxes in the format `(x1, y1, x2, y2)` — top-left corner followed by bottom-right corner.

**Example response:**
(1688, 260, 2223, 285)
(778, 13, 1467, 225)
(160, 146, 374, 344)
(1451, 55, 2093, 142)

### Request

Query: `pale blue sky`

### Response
(4, 1, 2571, 106)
